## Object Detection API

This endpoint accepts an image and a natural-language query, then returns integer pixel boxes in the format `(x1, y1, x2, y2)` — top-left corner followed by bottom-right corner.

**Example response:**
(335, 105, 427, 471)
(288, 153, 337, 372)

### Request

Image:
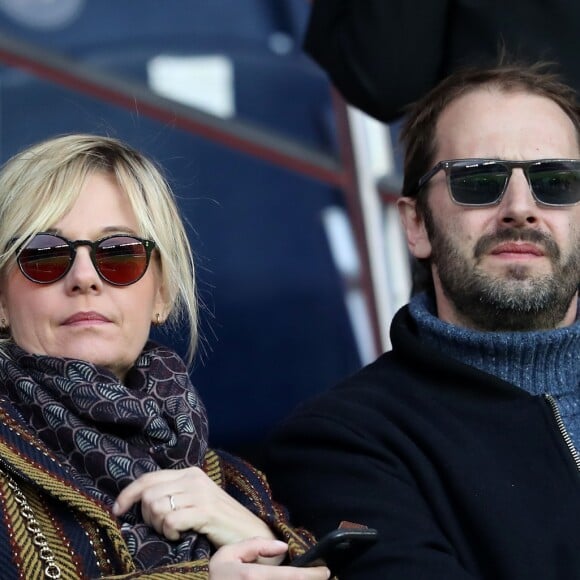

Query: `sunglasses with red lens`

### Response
(16, 233, 156, 286)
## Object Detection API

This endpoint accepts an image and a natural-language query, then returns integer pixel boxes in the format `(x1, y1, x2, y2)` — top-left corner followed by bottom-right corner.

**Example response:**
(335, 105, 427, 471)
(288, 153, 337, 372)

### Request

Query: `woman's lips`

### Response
(63, 311, 111, 325)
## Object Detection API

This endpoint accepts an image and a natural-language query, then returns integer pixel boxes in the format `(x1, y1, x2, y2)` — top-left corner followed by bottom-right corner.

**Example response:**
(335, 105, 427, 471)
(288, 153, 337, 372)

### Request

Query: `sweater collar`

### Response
(408, 293, 580, 396)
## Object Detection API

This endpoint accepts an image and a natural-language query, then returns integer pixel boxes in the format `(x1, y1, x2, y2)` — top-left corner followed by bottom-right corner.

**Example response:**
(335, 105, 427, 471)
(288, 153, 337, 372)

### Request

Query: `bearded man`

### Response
(264, 62, 580, 580)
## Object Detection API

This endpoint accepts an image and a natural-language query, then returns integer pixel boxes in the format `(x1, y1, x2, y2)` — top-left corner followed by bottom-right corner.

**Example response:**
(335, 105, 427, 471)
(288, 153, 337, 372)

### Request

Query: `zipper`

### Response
(545, 394, 580, 471)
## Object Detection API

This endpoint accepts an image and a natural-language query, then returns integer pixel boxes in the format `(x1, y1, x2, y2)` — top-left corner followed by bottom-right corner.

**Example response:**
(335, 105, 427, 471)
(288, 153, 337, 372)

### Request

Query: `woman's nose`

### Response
(64, 247, 103, 292)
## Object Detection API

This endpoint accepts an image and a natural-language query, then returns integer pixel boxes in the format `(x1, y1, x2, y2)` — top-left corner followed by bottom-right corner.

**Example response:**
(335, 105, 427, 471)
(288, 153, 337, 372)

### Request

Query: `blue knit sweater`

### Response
(409, 292, 580, 447)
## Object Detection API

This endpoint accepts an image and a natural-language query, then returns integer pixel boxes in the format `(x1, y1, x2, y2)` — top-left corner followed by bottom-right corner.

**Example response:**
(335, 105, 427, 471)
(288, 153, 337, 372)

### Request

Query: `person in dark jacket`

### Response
(263, 61, 580, 579)
(305, 0, 580, 122)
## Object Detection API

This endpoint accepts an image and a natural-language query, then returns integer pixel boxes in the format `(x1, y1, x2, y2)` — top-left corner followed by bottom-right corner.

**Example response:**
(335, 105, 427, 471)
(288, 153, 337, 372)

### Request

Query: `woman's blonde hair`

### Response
(0, 134, 198, 363)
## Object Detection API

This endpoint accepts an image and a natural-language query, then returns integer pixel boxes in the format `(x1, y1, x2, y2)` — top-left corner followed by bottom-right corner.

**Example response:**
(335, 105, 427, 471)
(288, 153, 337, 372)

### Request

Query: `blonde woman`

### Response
(0, 134, 329, 579)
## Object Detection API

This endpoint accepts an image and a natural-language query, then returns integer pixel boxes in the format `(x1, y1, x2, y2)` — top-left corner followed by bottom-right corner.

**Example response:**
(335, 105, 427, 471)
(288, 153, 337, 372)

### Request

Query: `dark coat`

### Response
(264, 306, 580, 579)
(305, 0, 580, 121)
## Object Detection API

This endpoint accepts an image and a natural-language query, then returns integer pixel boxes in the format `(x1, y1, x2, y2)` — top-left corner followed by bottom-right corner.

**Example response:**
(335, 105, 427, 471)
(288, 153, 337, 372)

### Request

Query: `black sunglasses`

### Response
(412, 158, 580, 206)
(16, 233, 156, 286)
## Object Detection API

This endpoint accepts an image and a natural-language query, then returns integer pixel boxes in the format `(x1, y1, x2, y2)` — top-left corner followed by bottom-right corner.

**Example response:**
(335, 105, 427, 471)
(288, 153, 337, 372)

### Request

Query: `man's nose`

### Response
(496, 168, 541, 226)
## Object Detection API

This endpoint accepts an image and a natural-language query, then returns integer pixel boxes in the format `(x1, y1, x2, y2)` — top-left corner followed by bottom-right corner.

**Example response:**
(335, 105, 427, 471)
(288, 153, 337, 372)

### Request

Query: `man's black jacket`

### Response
(265, 306, 580, 579)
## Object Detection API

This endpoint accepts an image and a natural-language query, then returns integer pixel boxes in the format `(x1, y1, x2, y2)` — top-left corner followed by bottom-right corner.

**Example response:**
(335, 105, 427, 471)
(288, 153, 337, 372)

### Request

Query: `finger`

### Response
(210, 540, 331, 579)
(212, 538, 289, 563)
(301, 566, 332, 579)
(161, 504, 195, 541)
(160, 501, 228, 542)
(142, 493, 182, 535)
(114, 467, 201, 515)
(143, 490, 203, 537)
(113, 473, 162, 515)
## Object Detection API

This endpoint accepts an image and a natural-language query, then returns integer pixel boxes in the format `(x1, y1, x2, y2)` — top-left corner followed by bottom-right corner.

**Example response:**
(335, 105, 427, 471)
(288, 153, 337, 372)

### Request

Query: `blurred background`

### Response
(0, 0, 410, 457)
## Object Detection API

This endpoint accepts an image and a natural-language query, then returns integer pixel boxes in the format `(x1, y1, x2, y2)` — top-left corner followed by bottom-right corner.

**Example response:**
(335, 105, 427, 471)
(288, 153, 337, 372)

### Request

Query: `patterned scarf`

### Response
(0, 341, 211, 570)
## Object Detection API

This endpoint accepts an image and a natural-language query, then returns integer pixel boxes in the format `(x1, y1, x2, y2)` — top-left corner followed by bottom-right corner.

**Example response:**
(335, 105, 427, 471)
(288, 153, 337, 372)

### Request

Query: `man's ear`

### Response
(397, 197, 432, 259)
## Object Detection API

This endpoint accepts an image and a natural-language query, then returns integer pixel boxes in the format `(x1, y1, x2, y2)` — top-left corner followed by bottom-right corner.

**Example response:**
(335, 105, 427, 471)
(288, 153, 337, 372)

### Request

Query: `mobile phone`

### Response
(292, 527, 378, 575)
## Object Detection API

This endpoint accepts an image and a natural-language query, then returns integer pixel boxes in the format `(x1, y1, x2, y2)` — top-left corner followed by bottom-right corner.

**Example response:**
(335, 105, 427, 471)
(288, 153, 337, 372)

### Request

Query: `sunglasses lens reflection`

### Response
(18, 234, 71, 283)
(95, 237, 148, 285)
(449, 163, 508, 205)
(528, 162, 580, 205)
(449, 161, 580, 206)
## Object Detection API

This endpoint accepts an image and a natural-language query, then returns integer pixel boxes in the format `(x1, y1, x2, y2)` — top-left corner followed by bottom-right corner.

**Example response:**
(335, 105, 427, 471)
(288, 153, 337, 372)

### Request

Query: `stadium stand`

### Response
(0, 0, 363, 453)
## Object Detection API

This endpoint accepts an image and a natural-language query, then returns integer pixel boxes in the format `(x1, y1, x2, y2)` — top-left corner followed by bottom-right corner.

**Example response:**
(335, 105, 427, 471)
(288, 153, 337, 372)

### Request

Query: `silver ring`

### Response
(168, 494, 176, 511)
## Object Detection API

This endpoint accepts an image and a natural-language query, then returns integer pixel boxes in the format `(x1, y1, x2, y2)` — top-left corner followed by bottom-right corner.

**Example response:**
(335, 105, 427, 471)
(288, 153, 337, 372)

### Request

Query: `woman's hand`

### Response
(113, 467, 282, 563)
(209, 538, 331, 579)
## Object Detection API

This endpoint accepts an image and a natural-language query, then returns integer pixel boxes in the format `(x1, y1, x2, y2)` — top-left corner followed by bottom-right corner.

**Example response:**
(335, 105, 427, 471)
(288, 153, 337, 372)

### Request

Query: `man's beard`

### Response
(423, 211, 580, 331)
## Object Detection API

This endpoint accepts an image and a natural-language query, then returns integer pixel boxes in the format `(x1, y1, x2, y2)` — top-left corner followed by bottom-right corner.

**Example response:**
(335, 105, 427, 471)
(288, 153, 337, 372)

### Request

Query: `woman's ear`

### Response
(0, 286, 9, 329)
(152, 285, 169, 326)
(397, 197, 432, 259)
(149, 252, 170, 326)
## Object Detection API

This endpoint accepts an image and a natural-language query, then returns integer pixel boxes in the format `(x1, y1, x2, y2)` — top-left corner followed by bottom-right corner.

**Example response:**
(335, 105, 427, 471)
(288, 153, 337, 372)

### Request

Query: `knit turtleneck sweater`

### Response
(409, 292, 580, 448)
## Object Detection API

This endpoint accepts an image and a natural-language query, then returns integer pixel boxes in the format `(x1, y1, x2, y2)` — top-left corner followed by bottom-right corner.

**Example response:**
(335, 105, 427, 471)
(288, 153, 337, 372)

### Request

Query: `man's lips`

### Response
(490, 242, 545, 257)
(62, 311, 111, 325)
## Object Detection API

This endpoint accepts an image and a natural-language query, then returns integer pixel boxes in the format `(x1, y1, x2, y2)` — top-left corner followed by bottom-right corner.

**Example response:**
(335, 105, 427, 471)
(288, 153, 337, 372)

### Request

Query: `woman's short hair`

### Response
(0, 133, 198, 362)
